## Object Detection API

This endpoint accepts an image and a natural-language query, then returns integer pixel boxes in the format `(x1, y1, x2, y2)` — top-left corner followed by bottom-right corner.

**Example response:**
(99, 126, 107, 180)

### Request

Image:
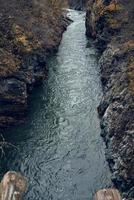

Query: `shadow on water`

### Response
(1, 9, 112, 200)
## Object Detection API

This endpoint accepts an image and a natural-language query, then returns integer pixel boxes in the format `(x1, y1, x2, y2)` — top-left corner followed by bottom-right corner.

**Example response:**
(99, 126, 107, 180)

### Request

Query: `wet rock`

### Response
(0, 78, 27, 104)
(0, 78, 27, 127)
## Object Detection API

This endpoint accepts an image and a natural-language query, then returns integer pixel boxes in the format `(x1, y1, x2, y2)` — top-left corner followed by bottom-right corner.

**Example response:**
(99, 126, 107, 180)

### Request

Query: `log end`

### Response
(94, 189, 122, 200)
(0, 171, 27, 200)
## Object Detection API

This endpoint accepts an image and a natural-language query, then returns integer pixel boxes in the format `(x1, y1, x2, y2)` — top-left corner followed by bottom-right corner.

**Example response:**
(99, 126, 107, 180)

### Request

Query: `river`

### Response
(1, 10, 112, 200)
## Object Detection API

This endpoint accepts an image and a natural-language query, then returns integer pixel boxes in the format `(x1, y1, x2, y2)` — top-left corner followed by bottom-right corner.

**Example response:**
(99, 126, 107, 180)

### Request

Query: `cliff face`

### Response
(0, 0, 69, 128)
(86, 0, 134, 198)
(68, 0, 88, 10)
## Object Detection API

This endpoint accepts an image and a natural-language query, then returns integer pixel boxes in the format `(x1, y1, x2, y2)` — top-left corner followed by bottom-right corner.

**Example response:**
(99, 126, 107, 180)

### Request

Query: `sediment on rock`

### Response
(0, 0, 70, 128)
(86, 0, 134, 199)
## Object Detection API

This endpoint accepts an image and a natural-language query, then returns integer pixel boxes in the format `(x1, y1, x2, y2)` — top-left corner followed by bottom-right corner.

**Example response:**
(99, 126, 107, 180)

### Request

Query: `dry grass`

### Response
(0, 0, 68, 77)
(107, 18, 121, 29)
(12, 24, 41, 52)
(92, 0, 121, 21)
(105, 2, 121, 13)
(122, 40, 134, 52)
(0, 49, 20, 76)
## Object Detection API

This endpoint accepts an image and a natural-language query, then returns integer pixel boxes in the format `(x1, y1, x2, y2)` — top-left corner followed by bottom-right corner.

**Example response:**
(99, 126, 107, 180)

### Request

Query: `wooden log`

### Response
(93, 189, 122, 200)
(0, 171, 27, 200)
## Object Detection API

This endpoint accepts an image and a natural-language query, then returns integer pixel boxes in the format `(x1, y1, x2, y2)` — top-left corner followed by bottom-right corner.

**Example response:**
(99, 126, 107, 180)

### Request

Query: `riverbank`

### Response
(86, 0, 134, 199)
(0, 10, 112, 200)
(0, 0, 70, 128)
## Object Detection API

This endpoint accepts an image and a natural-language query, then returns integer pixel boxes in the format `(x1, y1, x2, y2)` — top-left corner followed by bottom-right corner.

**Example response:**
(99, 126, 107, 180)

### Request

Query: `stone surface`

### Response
(86, 0, 134, 199)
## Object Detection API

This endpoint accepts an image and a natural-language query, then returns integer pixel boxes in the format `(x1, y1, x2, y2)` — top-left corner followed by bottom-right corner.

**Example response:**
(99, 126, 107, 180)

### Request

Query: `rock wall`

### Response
(0, 0, 70, 128)
(86, 0, 134, 199)
(68, 0, 88, 10)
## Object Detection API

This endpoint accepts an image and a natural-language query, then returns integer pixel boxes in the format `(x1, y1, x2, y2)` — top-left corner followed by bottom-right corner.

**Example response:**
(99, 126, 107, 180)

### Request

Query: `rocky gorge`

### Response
(0, 0, 133, 199)
(0, 0, 70, 128)
(0, 8, 113, 200)
(86, 0, 134, 199)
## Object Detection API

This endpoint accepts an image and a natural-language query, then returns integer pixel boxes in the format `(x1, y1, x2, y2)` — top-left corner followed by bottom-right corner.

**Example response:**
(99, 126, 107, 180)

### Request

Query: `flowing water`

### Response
(2, 10, 111, 200)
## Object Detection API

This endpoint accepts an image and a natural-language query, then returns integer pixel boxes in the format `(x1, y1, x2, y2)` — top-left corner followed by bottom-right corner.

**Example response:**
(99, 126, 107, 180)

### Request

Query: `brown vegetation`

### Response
(0, 0, 68, 77)
(0, 49, 20, 77)
(0, 0, 70, 128)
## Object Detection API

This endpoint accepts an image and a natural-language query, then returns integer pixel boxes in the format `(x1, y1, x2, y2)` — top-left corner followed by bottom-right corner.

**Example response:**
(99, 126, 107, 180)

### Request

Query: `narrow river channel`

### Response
(2, 10, 112, 200)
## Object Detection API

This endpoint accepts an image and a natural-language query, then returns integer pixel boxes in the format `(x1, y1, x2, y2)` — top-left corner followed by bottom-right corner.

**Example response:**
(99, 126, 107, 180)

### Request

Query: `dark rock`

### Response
(86, 0, 134, 198)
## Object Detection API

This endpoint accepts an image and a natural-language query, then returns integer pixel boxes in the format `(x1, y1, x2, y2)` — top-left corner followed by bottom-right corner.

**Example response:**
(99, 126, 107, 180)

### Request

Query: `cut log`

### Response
(0, 171, 27, 200)
(94, 189, 122, 200)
